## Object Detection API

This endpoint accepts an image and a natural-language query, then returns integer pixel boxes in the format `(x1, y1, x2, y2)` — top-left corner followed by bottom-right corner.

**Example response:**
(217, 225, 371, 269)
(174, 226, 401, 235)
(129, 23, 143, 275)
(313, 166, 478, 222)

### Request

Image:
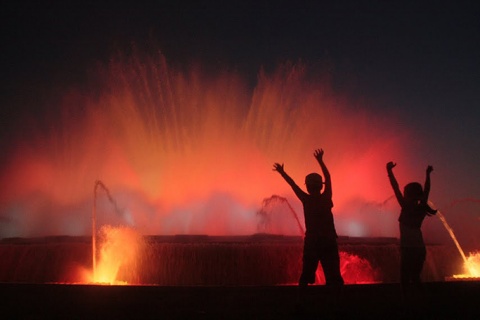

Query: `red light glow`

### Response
(0, 53, 409, 238)
(315, 252, 379, 285)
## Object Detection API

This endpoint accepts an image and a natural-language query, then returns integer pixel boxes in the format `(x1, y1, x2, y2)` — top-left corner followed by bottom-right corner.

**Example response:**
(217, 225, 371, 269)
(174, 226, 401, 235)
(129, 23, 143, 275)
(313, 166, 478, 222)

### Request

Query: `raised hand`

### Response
(273, 163, 285, 174)
(314, 149, 324, 162)
(426, 165, 433, 174)
(386, 161, 396, 170)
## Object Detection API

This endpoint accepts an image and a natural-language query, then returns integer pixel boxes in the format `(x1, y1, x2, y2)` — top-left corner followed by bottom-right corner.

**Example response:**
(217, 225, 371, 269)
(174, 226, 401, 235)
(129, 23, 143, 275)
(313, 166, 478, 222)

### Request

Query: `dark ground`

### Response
(1, 281, 479, 319)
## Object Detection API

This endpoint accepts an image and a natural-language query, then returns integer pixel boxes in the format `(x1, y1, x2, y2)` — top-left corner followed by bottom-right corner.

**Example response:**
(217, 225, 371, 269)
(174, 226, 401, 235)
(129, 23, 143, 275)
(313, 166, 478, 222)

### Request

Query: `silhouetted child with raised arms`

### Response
(386, 162, 437, 285)
(274, 149, 344, 286)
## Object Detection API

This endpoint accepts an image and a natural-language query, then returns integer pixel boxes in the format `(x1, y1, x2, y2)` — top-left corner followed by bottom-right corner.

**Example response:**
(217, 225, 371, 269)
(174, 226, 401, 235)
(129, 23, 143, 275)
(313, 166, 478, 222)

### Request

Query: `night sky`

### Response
(1, 1, 479, 240)
(3, 2, 480, 141)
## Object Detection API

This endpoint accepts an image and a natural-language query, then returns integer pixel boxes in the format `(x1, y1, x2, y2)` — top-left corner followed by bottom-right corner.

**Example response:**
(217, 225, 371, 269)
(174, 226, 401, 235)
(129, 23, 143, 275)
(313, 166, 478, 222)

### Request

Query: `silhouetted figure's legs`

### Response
(299, 236, 319, 286)
(320, 239, 344, 286)
(401, 246, 426, 284)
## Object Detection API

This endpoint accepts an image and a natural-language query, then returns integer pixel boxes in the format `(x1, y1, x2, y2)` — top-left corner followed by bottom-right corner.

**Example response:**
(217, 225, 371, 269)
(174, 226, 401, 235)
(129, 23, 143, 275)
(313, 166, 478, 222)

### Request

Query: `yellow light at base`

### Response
(88, 225, 144, 285)
(453, 252, 480, 279)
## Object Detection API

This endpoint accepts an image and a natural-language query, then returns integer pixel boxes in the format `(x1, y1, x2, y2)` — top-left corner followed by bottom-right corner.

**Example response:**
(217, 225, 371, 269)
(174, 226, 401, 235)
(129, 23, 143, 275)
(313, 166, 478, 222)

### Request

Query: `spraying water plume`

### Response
(0, 50, 418, 238)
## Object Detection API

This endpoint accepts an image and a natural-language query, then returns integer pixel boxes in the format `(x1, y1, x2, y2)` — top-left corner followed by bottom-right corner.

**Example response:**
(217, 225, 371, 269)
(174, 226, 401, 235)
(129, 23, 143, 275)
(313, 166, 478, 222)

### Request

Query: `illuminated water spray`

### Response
(257, 195, 304, 235)
(1, 51, 406, 237)
(91, 180, 143, 284)
(92, 180, 120, 280)
(431, 201, 480, 279)
(436, 210, 467, 264)
(1, 50, 458, 285)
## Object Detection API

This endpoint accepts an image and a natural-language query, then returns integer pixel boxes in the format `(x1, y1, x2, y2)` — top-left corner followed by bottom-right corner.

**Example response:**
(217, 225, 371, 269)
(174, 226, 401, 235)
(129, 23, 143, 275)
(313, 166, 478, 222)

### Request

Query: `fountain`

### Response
(92, 180, 121, 281)
(0, 51, 409, 238)
(0, 50, 478, 286)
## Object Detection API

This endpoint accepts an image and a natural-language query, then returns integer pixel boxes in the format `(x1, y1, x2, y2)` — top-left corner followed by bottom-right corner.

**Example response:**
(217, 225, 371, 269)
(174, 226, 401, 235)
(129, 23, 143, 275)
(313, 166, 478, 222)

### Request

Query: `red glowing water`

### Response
(0, 52, 410, 238)
(315, 252, 379, 285)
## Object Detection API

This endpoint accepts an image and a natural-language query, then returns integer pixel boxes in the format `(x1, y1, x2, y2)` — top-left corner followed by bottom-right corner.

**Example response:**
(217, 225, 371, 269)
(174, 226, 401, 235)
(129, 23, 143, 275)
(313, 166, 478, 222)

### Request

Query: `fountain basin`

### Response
(0, 235, 461, 285)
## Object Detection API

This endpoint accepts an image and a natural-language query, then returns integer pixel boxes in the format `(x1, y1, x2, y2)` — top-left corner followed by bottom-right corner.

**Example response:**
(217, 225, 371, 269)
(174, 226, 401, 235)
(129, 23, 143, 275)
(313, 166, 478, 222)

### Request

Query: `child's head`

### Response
(305, 173, 323, 194)
(403, 182, 423, 203)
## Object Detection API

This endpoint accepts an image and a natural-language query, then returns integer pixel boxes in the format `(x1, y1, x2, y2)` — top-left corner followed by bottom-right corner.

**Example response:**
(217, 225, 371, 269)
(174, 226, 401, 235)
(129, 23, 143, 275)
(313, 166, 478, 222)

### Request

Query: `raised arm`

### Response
(423, 165, 437, 215)
(314, 149, 332, 198)
(386, 161, 404, 206)
(273, 163, 307, 200)
(423, 165, 433, 200)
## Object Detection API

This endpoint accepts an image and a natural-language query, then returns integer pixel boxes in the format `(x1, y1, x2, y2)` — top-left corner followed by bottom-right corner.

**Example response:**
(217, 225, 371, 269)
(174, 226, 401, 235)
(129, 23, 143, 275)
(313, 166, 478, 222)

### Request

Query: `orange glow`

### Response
(453, 251, 480, 279)
(84, 226, 144, 285)
(0, 52, 410, 238)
